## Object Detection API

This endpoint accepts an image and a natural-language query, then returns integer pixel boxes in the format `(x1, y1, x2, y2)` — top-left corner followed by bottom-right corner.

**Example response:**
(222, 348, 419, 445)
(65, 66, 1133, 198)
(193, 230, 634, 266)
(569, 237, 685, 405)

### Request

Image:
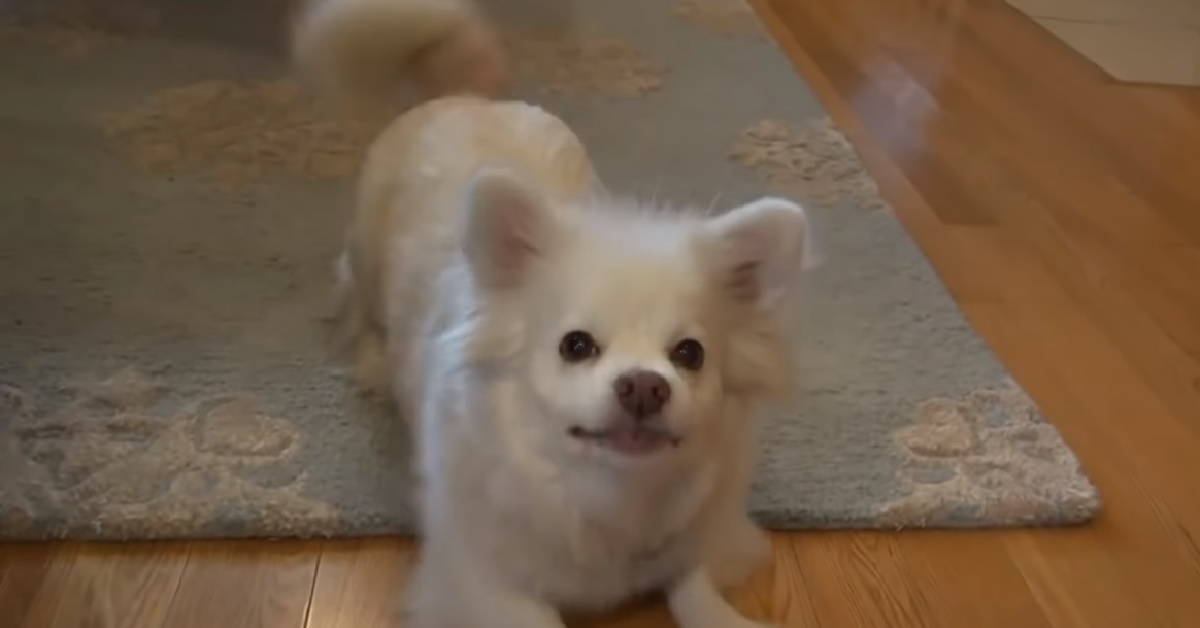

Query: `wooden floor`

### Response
(5, 0, 1200, 625)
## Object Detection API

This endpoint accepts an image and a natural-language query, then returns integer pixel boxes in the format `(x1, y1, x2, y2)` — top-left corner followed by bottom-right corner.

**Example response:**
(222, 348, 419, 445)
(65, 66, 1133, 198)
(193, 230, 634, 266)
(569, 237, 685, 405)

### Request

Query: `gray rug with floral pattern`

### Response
(0, 0, 1100, 540)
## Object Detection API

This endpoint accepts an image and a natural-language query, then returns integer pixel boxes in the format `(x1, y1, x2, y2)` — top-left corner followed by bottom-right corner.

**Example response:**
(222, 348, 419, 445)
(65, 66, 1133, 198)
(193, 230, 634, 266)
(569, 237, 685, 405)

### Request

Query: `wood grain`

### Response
(305, 540, 411, 628)
(4, 0, 1200, 625)
(1, 544, 71, 628)
(160, 542, 318, 628)
(14, 543, 187, 628)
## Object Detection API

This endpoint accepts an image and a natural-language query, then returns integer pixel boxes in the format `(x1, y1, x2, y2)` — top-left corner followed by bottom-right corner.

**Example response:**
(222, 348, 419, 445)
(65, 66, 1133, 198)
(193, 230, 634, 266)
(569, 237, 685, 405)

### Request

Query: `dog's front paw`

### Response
(688, 611, 777, 628)
(669, 567, 779, 628)
(707, 516, 771, 590)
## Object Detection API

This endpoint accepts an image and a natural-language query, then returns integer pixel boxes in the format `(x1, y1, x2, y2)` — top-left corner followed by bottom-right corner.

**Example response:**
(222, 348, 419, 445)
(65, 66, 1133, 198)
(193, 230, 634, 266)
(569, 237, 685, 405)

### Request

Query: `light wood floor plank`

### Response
(16, 543, 188, 628)
(305, 539, 412, 628)
(161, 542, 318, 628)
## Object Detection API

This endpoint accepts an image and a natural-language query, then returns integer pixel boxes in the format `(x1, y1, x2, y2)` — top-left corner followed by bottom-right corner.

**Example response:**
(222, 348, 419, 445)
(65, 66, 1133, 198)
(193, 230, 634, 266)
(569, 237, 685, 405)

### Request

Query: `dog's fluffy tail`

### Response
(291, 0, 482, 110)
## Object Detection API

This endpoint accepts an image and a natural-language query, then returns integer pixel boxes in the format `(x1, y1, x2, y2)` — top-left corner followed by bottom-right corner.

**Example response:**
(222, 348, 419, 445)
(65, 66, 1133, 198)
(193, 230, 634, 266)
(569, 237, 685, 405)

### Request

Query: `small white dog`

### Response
(294, 1, 813, 626)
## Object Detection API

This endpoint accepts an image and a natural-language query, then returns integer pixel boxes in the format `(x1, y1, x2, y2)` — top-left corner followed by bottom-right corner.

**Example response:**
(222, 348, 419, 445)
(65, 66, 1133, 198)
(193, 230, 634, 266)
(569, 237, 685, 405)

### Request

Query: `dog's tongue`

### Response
(605, 426, 671, 455)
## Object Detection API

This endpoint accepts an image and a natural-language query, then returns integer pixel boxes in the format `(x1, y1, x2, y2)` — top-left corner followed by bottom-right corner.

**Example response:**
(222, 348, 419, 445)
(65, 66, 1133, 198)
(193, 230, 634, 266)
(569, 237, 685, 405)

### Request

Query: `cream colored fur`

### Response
(291, 0, 508, 109)
(293, 1, 813, 627)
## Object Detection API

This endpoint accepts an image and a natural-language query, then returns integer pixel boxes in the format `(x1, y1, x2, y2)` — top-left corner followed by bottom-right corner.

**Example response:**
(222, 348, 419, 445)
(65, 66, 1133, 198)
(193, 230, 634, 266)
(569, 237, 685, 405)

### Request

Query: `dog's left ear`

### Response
(462, 168, 560, 290)
(701, 197, 810, 310)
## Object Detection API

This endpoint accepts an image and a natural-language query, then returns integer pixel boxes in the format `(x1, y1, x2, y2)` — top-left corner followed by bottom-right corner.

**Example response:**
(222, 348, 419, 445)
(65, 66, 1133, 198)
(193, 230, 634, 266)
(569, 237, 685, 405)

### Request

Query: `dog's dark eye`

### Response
(559, 330, 600, 363)
(670, 338, 705, 371)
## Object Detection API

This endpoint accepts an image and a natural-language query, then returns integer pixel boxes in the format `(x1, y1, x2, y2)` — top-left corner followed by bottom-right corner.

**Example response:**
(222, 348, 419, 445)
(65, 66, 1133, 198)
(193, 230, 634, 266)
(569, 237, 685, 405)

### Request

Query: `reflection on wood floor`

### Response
(3, 0, 1200, 625)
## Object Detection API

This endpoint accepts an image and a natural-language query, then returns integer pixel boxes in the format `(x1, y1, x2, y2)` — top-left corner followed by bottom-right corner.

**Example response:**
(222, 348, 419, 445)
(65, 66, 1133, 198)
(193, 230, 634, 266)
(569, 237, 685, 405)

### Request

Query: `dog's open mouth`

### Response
(568, 425, 681, 455)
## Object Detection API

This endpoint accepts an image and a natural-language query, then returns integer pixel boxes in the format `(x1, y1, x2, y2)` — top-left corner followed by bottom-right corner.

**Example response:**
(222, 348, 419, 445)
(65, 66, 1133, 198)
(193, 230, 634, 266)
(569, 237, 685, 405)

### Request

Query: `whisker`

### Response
(706, 191, 724, 215)
(649, 178, 663, 206)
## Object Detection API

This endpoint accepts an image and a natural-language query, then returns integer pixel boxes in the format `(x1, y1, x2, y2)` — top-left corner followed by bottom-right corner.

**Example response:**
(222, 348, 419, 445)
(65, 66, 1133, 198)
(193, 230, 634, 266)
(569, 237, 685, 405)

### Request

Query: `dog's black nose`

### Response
(613, 370, 671, 418)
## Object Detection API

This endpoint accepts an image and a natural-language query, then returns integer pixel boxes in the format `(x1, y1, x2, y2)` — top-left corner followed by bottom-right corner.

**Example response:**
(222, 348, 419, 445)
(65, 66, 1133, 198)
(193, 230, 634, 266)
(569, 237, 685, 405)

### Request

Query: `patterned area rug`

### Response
(0, 0, 1101, 540)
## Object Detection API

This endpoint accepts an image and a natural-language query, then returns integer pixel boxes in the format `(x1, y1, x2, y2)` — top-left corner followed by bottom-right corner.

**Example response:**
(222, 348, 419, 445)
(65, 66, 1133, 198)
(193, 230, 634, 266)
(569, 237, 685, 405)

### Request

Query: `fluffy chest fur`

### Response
(419, 369, 722, 610)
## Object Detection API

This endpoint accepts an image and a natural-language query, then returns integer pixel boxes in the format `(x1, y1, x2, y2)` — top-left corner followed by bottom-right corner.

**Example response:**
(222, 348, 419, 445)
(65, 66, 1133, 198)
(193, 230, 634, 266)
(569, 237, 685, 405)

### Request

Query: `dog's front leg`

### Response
(409, 558, 568, 628)
(667, 567, 774, 628)
(470, 584, 567, 628)
(705, 512, 771, 591)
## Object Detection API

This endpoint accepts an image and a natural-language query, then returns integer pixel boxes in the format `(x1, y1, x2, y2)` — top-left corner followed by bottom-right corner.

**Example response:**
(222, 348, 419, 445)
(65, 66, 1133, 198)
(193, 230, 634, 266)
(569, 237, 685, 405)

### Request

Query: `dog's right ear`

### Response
(700, 197, 810, 311)
(462, 168, 559, 290)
